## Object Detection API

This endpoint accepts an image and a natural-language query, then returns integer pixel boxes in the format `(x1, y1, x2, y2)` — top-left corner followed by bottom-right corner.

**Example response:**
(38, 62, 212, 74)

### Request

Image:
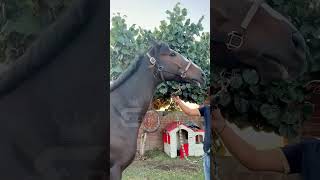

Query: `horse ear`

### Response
(213, 4, 229, 25)
(148, 38, 158, 47)
(159, 43, 171, 54)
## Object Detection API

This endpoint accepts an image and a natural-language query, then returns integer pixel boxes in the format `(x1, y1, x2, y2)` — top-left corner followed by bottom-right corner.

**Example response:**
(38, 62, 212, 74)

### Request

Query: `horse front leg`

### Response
(110, 163, 121, 180)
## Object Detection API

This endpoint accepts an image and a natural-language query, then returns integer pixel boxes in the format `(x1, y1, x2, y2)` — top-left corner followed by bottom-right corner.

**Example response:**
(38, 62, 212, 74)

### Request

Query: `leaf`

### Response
(250, 100, 261, 112)
(159, 86, 168, 94)
(178, 37, 184, 44)
(234, 96, 249, 113)
(287, 88, 298, 101)
(242, 69, 259, 85)
(260, 104, 281, 120)
(216, 92, 232, 107)
(313, 28, 320, 39)
(182, 8, 187, 16)
(230, 76, 243, 89)
(3, 14, 42, 35)
(268, 117, 281, 127)
(302, 102, 315, 120)
(279, 124, 287, 137)
(112, 65, 122, 73)
(283, 111, 299, 125)
(185, 19, 191, 26)
(191, 94, 197, 100)
(180, 84, 186, 90)
(249, 85, 260, 95)
(279, 93, 292, 103)
(279, 124, 298, 138)
(300, 24, 314, 34)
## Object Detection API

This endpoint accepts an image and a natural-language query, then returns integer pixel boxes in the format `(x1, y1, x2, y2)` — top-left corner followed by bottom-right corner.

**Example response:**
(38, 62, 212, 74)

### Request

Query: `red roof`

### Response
(164, 122, 205, 133)
(195, 129, 205, 132)
(164, 122, 189, 132)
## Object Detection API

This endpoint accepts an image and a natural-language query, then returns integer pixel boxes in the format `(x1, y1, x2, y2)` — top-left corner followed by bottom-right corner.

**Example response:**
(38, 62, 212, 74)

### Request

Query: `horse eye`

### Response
(169, 52, 176, 57)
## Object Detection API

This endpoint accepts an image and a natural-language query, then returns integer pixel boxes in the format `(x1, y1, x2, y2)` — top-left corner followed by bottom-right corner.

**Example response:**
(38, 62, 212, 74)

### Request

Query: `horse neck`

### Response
(117, 57, 161, 109)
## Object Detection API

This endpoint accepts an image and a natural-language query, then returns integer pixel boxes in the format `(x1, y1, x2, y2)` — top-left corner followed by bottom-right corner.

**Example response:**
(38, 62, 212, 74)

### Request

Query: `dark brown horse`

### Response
(110, 42, 205, 180)
(213, 0, 308, 82)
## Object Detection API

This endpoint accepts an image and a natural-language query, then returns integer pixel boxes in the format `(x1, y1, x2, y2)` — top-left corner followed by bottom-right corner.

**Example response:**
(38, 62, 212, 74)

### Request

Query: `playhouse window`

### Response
(195, 135, 204, 144)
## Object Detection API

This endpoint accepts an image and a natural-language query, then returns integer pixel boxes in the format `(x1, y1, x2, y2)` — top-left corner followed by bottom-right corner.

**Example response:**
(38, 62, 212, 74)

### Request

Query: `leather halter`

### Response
(146, 52, 192, 81)
(213, 0, 264, 50)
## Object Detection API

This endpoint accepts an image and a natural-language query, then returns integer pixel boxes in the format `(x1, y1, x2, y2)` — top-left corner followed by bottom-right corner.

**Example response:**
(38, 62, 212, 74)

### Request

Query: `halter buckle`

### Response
(226, 31, 243, 50)
(181, 72, 187, 78)
(149, 57, 156, 65)
(157, 65, 164, 72)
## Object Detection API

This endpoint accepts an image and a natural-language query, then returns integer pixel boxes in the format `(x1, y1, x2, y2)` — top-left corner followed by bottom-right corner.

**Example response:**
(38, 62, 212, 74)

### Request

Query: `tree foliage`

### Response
(110, 3, 210, 108)
(212, 0, 319, 138)
(0, 0, 71, 64)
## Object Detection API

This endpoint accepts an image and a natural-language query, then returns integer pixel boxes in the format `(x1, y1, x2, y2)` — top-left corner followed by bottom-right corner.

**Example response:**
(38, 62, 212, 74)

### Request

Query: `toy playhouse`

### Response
(163, 122, 205, 158)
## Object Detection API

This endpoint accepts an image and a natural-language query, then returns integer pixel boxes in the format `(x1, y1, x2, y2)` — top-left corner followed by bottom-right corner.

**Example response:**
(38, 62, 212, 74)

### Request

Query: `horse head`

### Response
(146, 41, 206, 87)
(213, 0, 308, 82)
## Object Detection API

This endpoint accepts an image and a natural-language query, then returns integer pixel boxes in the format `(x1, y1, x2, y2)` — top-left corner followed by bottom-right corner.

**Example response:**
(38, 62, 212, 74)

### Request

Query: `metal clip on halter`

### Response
(157, 65, 163, 72)
(225, 0, 264, 50)
(226, 31, 243, 50)
(147, 53, 156, 66)
(181, 72, 187, 78)
(150, 57, 156, 65)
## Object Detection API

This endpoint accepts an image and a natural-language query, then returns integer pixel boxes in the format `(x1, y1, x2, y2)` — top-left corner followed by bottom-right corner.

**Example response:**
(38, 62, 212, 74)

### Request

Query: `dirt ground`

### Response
(123, 150, 204, 180)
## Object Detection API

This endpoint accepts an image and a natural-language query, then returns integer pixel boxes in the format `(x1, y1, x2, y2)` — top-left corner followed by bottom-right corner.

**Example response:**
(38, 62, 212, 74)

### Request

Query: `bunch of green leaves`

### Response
(110, 13, 140, 81)
(0, 0, 71, 63)
(212, 67, 315, 138)
(110, 3, 210, 107)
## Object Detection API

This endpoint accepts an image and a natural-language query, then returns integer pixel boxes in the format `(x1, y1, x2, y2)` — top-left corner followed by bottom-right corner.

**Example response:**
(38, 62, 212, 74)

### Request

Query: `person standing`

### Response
(172, 91, 211, 180)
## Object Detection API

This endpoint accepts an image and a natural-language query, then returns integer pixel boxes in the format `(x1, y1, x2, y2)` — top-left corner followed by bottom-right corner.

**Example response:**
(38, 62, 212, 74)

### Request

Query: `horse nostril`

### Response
(292, 32, 306, 52)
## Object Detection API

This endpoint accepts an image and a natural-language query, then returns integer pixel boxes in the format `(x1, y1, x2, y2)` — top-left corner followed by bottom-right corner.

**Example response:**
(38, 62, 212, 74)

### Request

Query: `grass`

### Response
(123, 149, 204, 180)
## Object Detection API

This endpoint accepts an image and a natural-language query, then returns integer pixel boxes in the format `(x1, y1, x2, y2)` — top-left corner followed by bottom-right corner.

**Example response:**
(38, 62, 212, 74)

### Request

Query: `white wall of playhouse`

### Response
(163, 122, 205, 158)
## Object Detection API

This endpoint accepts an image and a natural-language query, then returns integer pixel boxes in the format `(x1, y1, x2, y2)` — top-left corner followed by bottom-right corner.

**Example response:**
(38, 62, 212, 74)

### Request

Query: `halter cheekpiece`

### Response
(213, 0, 264, 50)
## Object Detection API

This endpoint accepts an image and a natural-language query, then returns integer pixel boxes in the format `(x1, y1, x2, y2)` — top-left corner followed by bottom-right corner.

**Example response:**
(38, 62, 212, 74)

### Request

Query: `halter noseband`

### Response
(146, 52, 192, 81)
(180, 58, 192, 78)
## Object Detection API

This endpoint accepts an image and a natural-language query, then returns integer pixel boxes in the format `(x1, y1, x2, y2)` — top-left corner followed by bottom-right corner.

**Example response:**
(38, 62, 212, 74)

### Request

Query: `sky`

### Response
(110, 0, 210, 32)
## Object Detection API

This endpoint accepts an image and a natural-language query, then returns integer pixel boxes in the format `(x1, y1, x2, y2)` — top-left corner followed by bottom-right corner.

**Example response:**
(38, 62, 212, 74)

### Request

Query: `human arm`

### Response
(212, 108, 289, 173)
(172, 96, 200, 116)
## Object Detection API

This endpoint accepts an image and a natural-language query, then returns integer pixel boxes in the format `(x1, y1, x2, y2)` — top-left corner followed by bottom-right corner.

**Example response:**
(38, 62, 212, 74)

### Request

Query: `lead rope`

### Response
(174, 108, 201, 165)
(171, 86, 200, 165)
(171, 86, 189, 160)
(212, 71, 232, 180)
(213, 131, 221, 180)
(176, 114, 189, 161)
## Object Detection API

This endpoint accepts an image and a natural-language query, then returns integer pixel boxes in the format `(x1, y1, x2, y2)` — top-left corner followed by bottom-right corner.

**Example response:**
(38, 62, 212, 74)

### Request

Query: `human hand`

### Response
(212, 107, 226, 133)
(171, 96, 181, 104)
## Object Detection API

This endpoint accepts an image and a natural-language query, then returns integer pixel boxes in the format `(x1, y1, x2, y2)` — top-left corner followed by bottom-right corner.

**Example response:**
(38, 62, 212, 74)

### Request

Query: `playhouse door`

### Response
(179, 143, 189, 159)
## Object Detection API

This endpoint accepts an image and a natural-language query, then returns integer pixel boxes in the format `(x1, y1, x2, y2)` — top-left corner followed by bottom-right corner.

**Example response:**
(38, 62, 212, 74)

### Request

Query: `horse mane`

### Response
(110, 55, 145, 92)
(0, 0, 96, 95)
